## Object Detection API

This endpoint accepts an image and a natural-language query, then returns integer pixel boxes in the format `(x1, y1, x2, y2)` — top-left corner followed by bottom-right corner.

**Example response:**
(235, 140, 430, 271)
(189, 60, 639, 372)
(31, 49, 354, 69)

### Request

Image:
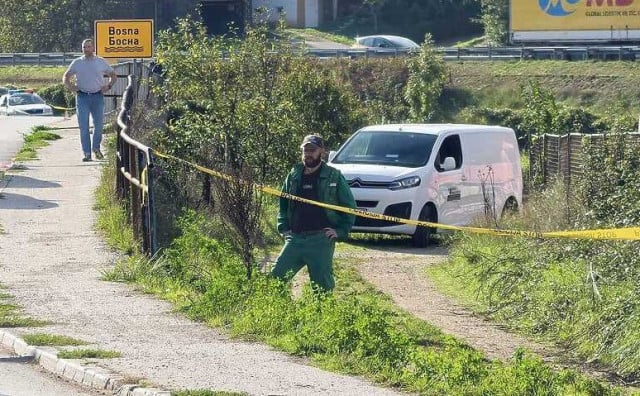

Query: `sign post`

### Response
(94, 19, 154, 59)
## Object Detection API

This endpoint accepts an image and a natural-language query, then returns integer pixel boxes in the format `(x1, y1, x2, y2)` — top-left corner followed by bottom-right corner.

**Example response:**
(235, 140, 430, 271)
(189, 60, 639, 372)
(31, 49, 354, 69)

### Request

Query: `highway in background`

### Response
(2, 45, 640, 64)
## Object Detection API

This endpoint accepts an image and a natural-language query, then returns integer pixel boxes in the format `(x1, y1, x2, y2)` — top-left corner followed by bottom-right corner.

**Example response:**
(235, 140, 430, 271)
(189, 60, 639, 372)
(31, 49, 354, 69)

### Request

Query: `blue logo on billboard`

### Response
(539, 0, 581, 16)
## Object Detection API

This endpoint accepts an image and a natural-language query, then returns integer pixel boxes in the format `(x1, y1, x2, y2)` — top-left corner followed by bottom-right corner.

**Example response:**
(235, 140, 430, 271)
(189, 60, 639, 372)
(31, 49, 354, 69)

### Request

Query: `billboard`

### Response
(95, 19, 154, 58)
(511, 0, 640, 31)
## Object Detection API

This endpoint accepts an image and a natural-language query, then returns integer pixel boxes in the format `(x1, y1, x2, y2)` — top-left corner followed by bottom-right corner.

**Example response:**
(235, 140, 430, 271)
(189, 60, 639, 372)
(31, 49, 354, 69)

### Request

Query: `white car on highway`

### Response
(0, 90, 53, 116)
(353, 35, 420, 50)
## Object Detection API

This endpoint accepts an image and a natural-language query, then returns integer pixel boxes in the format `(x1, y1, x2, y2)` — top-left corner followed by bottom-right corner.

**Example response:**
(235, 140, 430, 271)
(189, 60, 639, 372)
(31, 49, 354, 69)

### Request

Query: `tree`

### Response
(404, 34, 448, 122)
(362, 0, 387, 33)
(0, 0, 199, 52)
(475, 0, 508, 45)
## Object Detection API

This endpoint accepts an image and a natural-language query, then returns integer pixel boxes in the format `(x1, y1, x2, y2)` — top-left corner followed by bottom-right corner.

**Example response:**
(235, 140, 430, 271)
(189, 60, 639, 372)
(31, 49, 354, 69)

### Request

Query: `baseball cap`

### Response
(300, 134, 324, 148)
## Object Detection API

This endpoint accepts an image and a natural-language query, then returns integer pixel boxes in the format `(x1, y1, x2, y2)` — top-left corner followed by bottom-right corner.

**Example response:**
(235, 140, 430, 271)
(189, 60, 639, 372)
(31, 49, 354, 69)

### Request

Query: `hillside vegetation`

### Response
(448, 61, 640, 114)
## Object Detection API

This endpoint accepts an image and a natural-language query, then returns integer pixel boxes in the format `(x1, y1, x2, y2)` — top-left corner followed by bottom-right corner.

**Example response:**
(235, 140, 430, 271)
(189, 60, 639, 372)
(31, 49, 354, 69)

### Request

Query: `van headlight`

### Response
(389, 176, 421, 190)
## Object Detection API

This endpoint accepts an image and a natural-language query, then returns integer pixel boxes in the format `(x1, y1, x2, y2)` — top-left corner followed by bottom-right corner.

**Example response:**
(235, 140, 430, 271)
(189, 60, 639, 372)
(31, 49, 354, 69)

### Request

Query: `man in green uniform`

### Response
(272, 134, 356, 292)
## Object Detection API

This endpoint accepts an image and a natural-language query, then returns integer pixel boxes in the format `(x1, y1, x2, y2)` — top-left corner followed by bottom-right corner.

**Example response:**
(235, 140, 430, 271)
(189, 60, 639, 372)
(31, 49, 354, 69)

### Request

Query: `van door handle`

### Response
(461, 176, 467, 181)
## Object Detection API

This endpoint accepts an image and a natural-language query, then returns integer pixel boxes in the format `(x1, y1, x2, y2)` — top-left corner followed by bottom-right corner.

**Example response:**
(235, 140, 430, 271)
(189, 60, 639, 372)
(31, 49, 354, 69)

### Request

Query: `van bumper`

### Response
(351, 188, 420, 236)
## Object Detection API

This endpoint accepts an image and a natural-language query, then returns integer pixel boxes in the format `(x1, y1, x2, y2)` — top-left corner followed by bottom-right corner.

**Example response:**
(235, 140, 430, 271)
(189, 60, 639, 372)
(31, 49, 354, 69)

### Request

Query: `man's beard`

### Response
(303, 156, 321, 168)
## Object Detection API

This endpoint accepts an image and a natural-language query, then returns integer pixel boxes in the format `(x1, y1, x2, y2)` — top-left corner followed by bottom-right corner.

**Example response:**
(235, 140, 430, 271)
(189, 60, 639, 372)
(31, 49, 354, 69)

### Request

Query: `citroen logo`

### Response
(349, 178, 362, 188)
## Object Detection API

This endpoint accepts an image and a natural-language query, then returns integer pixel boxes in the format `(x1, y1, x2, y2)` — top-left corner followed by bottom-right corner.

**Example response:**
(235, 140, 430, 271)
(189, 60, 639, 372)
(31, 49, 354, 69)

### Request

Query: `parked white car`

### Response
(328, 124, 523, 247)
(0, 90, 53, 116)
(353, 35, 420, 50)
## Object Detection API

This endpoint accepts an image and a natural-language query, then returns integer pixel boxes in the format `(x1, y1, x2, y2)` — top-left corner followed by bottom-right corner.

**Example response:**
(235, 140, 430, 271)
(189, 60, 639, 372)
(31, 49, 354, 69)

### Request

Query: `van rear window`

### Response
(333, 131, 437, 167)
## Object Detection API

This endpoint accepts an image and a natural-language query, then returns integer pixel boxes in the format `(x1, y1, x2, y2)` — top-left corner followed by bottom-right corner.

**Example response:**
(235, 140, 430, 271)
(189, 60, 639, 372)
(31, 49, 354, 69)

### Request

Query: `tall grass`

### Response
(94, 137, 137, 255)
(429, 179, 640, 383)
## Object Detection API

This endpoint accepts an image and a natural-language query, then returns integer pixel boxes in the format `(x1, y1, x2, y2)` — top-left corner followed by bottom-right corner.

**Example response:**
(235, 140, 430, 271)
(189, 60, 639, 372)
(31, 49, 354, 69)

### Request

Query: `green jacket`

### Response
(277, 162, 356, 240)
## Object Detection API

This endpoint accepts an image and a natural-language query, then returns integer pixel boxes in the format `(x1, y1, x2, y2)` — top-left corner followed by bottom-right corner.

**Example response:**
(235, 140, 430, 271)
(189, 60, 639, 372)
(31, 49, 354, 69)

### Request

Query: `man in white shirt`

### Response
(62, 39, 117, 162)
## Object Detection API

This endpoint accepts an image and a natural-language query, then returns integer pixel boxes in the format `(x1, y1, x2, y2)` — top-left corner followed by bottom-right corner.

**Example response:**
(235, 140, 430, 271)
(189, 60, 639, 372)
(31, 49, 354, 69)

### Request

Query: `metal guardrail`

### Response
(2, 46, 640, 65)
(305, 45, 640, 61)
(0, 52, 82, 66)
(115, 74, 157, 255)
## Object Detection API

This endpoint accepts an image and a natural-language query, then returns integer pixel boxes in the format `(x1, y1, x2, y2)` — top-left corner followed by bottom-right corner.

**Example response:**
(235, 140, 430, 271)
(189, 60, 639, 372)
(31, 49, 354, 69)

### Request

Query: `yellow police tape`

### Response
(153, 151, 640, 241)
(50, 105, 76, 111)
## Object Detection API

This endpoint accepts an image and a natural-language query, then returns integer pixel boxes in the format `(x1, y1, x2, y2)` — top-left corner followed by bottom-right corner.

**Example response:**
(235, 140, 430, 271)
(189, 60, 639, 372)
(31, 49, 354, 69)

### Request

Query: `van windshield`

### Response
(332, 131, 437, 167)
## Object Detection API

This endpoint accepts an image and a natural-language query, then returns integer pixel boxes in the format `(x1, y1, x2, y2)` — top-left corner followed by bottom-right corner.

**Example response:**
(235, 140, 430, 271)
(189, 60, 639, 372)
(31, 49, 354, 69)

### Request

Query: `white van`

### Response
(328, 124, 523, 246)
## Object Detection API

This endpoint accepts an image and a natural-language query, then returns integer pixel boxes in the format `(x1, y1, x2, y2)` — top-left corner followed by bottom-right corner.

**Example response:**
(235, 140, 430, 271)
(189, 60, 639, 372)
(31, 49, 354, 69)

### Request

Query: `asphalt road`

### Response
(0, 346, 97, 396)
(0, 115, 64, 166)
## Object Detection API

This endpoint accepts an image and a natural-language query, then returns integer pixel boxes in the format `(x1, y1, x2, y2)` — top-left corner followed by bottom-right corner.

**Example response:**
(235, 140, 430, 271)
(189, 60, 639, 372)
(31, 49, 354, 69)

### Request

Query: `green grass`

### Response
(94, 170, 622, 395)
(94, 136, 137, 256)
(57, 348, 121, 359)
(426, 178, 640, 385)
(174, 391, 247, 396)
(447, 60, 640, 113)
(14, 126, 61, 161)
(286, 28, 354, 46)
(0, 288, 49, 328)
(0, 66, 66, 88)
(22, 333, 88, 346)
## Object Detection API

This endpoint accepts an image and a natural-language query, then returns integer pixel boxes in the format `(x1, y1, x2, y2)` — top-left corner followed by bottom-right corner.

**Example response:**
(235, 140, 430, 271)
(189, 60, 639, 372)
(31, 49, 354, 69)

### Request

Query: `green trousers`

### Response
(272, 231, 336, 292)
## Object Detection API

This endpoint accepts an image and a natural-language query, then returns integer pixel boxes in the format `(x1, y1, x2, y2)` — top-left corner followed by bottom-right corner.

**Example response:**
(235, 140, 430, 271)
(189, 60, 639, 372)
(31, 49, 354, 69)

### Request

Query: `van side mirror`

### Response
(442, 157, 456, 171)
(328, 150, 337, 162)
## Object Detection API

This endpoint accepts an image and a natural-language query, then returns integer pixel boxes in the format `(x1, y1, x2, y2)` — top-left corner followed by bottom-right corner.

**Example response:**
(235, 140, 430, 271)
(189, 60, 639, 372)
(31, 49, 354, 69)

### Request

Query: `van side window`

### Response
(435, 135, 463, 172)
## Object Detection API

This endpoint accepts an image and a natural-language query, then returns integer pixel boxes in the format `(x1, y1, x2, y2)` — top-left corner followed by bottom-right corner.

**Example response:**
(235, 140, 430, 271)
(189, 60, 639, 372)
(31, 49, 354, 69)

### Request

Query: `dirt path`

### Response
(337, 243, 553, 362)
(338, 240, 639, 389)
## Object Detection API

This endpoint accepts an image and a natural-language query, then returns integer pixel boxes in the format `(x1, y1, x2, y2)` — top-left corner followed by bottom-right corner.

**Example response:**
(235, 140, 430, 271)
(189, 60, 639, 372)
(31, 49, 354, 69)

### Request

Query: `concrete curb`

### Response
(0, 330, 171, 396)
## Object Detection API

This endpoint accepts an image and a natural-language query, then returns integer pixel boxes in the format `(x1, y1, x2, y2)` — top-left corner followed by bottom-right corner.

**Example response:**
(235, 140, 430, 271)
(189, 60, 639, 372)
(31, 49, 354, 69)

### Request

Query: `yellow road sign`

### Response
(95, 19, 153, 58)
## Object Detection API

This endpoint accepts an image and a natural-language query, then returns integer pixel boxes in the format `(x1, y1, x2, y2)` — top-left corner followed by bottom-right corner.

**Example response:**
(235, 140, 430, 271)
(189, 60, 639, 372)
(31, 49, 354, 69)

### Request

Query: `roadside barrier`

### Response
(115, 75, 157, 255)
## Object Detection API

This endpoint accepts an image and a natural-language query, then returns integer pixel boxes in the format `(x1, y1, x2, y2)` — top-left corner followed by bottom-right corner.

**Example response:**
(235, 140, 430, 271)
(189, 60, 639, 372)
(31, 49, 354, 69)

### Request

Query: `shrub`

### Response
(37, 83, 74, 115)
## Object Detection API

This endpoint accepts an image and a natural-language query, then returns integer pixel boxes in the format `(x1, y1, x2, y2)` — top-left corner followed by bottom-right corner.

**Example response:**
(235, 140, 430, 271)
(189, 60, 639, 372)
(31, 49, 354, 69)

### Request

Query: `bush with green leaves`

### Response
(404, 34, 448, 122)
(578, 131, 640, 228)
(476, 0, 509, 45)
(330, 57, 410, 124)
(36, 83, 74, 114)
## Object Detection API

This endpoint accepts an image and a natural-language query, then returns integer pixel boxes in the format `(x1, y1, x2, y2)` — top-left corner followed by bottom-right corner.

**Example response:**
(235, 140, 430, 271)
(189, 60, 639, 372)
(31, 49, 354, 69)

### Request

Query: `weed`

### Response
(174, 391, 247, 396)
(15, 127, 61, 161)
(23, 333, 87, 346)
(0, 295, 49, 328)
(57, 349, 121, 359)
(94, 136, 137, 255)
(0, 316, 49, 328)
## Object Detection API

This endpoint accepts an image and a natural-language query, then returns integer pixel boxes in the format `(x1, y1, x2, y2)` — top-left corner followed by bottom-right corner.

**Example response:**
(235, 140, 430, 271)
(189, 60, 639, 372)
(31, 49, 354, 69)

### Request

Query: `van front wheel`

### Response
(411, 205, 436, 248)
